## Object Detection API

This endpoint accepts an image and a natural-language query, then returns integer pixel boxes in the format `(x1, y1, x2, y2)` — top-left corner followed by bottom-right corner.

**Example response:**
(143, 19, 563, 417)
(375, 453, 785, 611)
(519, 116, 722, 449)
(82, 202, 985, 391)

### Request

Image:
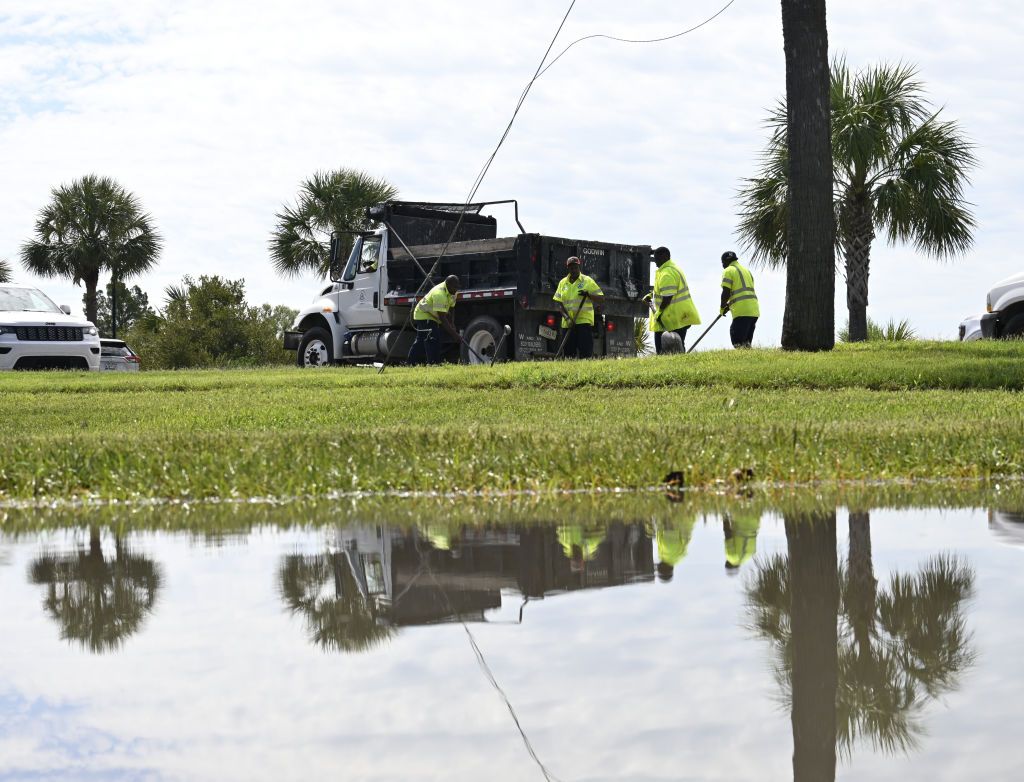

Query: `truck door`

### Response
(337, 234, 387, 329)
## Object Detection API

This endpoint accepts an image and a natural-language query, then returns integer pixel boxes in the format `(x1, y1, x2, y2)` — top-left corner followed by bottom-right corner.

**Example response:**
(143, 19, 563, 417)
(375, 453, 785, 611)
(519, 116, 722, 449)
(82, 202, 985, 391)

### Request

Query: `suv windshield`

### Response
(0, 287, 62, 314)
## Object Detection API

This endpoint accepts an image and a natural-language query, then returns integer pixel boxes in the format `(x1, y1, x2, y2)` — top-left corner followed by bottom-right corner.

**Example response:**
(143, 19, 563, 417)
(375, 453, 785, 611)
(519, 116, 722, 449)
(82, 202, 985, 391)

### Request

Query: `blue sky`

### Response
(1, 0, 1021, 347)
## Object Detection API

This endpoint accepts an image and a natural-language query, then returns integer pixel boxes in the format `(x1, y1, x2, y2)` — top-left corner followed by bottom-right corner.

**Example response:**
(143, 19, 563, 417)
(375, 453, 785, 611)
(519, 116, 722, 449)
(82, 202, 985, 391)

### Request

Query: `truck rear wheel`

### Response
(461, 315, 509, 365)
(297, 327, 334, 367)
(1002, 313, 1024, 339)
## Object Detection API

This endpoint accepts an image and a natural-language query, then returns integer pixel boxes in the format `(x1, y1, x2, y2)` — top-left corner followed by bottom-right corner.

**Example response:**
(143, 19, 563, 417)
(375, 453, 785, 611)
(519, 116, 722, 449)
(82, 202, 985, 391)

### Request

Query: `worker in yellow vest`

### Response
(553, 256, 604, 359)
(646, 246, 701, 354)
(719, 251, 760, 348)
(408, 275, 460, 365)
(653, 514, 697, 582)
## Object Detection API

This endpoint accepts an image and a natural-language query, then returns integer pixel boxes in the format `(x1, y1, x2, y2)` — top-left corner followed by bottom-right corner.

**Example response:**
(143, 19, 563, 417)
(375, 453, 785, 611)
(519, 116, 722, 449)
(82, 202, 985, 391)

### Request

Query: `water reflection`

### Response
(27, 526, 162, 653)
(278, 521, 655, 651)
(745, 510, 976, 780)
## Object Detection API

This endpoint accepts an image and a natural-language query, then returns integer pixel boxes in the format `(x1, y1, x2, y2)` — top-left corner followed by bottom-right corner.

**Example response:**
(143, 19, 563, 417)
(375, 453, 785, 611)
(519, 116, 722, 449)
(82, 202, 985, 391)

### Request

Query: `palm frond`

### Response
(0, 258, 11, 283)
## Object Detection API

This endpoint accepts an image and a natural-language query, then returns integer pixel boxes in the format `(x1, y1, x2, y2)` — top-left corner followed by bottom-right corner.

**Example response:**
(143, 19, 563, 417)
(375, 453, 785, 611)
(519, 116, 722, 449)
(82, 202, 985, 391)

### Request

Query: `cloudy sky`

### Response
(1, 0, 1020, 347)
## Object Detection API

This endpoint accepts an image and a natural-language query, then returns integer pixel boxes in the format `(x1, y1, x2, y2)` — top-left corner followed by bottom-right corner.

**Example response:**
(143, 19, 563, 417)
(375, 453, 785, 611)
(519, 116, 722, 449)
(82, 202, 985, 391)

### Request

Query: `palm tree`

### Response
(28, 527, 162, 653)
(0, 258, 12, 283)
(20, 175, 162, 325)
(278, 551, 394, 653)
(738, 60, 977, 342)
(745, 511, 976, 771)
(269, 169, 398, 279)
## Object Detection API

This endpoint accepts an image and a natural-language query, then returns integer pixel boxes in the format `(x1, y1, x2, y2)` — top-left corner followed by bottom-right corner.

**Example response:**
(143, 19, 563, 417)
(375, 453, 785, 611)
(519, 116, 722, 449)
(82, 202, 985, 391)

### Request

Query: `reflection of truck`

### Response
(980, 271, 1024, 339)
(283, 201, 651, 366)
(336, 522, 654, 626)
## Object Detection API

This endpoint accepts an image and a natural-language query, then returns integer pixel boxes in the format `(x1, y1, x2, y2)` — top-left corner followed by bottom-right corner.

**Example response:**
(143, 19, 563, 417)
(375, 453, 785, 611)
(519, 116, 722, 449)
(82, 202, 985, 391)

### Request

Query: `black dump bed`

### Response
(372, 201, 649, 318)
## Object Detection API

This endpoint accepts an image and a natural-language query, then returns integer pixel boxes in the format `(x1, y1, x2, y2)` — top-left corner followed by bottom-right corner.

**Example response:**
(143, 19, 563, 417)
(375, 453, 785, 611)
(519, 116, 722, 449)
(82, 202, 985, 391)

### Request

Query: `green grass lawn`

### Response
(1, 341, 1023, 502)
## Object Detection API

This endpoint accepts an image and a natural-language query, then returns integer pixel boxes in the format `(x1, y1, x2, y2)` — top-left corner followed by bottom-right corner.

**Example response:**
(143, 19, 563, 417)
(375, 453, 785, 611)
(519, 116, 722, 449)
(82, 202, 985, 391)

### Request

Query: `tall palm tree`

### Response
(778, 0, 836, 351)
(738, 61, 977, 342)
(0, 258, 12, 283)
(745, 512, 976, 770)
(28, 527, 162, 653)
(20, 175, 163, 325)
(278, 551, 394, 653)
(269, 169, 398, 279)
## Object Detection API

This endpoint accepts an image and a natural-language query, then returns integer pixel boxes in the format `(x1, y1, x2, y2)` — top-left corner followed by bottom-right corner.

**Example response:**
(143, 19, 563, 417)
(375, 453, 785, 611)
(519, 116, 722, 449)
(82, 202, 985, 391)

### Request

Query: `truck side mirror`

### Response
(329, 235, 341, 282)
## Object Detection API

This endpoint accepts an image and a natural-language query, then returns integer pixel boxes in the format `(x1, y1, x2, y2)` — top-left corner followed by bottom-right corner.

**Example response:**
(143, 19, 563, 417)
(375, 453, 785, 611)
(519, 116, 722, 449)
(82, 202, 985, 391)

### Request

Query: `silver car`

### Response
(100, 338, 141, 371)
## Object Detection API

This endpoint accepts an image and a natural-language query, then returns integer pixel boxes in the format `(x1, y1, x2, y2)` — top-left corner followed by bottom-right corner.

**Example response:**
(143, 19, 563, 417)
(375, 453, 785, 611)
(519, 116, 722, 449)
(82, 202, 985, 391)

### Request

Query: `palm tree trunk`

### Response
(847, 510, 876, 657)
(83, 268, 100, 325)
(779, 0, 835, 351)
(844, 202, 875, 342)
(786, 510, 839, 782)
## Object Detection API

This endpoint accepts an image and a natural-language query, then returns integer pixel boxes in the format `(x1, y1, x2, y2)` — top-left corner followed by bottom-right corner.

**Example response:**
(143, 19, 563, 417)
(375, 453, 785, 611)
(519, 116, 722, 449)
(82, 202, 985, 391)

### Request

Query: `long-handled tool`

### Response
(687, 313, 724, 354)
(460, 334, 488, 364)
(490, 324, 512, 367)
(554, 292, 589, 359)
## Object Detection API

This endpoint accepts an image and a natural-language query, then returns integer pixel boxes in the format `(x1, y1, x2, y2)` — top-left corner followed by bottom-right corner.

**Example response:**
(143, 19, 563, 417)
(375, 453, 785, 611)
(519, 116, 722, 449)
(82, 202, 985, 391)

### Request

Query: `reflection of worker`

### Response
(553, 256, 604, 359)
(719, 251, 760, 348)
(408, 275, 460, 366)
(654, 515, 697, 582)
(557, 524, 606, 565)
(723, 512, 760, 575)
(646, 246, 701, 354)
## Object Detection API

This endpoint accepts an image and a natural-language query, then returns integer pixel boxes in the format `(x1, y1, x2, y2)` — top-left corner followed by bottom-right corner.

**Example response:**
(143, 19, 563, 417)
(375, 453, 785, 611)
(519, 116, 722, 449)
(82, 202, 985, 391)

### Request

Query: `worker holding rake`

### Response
(553, 256, 603, 359)
(646, 246, 701, 354)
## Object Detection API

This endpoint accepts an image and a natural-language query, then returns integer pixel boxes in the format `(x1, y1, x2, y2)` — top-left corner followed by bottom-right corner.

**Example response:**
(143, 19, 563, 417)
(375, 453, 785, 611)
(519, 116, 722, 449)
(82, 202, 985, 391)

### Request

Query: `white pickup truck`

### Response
(979, 271, 1024, 339)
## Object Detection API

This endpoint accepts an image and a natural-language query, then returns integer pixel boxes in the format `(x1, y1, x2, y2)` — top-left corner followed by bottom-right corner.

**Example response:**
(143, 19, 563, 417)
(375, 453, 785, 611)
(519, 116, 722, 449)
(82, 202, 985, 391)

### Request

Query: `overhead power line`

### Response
(537, 0, 739, 79)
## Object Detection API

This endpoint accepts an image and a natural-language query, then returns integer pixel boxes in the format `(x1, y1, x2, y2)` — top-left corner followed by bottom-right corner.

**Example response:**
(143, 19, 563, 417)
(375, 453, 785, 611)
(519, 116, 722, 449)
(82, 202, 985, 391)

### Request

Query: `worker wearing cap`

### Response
(553, 256, 604, 359)
(646, 246, 701, 354)
(719, 251, 760, 348)
(408, 275, 460, 365)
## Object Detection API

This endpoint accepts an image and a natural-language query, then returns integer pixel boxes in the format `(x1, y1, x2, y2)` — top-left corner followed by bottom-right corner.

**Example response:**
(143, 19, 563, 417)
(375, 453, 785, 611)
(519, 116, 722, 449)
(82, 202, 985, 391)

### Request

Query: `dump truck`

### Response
(283, 201, 651, 366)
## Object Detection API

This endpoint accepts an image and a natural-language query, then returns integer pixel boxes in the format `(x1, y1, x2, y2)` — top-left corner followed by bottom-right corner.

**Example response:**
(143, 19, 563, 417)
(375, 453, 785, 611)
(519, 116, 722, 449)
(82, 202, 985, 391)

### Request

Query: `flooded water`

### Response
(2, 493, 1024, 781)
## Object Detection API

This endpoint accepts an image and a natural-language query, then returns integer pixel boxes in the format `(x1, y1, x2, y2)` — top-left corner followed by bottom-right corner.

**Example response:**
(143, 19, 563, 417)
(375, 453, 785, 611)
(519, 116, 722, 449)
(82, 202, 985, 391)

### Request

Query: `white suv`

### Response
(0, 284, 100, 371)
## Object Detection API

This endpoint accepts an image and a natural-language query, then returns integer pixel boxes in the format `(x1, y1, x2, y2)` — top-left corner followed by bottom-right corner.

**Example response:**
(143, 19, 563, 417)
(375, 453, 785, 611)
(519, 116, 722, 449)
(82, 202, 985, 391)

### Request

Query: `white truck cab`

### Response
(980, 271, 1024, 339)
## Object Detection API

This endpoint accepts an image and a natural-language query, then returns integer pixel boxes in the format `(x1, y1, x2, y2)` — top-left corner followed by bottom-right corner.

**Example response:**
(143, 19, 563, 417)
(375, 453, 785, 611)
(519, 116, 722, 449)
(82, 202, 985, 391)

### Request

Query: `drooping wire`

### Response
(536, 0, 738, 80)
(376, 0, 578, 374)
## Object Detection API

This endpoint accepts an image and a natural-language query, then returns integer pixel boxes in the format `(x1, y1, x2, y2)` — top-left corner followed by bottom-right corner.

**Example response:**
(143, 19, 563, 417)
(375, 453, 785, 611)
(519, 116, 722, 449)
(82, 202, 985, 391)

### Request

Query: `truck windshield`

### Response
(342, 236, 382, 282)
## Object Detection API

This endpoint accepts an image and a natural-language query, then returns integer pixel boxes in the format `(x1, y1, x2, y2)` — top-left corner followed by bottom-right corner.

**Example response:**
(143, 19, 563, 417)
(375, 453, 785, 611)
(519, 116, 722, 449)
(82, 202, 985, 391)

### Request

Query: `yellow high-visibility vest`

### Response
(413, 282, 456, 323)
(553, 273, 602, 327)
(651, 260, 701, 333)
(722, 261, 760, 318)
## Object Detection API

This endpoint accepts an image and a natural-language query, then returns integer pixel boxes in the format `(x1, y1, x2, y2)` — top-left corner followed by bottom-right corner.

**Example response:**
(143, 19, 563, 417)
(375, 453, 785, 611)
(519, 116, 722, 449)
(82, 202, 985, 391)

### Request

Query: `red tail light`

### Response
(126, 355, 141, 363)
(606, 321, 616, 332)
(545, 314, 557, 327)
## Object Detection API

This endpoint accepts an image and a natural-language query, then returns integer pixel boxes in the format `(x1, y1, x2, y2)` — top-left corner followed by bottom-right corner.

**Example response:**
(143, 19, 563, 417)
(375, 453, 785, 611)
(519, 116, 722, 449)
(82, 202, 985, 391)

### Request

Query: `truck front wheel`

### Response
(461, 315, 509, 365)
(297, 327, 335, 367)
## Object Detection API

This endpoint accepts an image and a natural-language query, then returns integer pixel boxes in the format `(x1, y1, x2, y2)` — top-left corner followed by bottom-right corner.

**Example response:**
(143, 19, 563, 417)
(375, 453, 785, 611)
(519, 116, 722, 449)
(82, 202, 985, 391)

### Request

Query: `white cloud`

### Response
(0, 0, 1020, 347)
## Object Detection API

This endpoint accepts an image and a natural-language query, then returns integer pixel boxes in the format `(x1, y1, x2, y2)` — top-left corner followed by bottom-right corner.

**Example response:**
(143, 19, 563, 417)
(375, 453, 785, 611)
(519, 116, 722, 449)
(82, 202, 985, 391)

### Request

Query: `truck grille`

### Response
(16, 326, 85, 342)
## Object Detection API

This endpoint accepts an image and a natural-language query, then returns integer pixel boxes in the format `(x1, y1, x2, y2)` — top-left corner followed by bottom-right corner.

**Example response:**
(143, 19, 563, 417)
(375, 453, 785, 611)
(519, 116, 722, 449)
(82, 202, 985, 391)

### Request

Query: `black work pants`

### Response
(654, 326, 690, 354)
(561, 324, 594, 359)
(730, 317, 757, 348)
(408, 320, 442, 365)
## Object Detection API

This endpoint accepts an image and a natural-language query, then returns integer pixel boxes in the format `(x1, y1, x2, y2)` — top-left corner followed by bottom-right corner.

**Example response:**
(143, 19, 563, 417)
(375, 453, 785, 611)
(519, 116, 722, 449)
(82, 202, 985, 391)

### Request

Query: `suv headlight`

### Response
(0, 325, 16, 335)
(86, 325, 98, 336)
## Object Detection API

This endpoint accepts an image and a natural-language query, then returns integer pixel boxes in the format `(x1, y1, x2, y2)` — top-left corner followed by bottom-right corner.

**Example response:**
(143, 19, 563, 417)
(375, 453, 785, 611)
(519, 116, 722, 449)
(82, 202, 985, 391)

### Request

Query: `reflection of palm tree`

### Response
(28, 526, 162, 653)
(279, 551, 394, 653)
(746, 511, 976, 770)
